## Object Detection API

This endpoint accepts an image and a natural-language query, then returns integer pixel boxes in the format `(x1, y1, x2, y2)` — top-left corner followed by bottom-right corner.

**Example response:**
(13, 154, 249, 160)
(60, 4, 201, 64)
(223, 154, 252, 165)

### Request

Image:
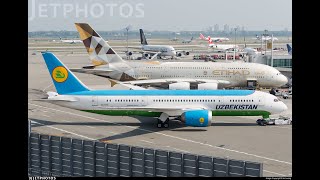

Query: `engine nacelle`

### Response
(126, 51, 133, 56)
(169, 82, 190, 90)
(176, 52, 182, 57)
(183, 51, 190, 55)
(197, 83, 218, 90)
(144, 53, 150, 58)
(181, 110, 212, 127)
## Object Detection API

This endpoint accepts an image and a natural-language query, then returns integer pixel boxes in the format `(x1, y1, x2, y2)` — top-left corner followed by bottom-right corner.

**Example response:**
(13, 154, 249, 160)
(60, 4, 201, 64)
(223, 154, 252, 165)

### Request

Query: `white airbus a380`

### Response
(71, 23, 288, 90)
(39, 52, 287, 128)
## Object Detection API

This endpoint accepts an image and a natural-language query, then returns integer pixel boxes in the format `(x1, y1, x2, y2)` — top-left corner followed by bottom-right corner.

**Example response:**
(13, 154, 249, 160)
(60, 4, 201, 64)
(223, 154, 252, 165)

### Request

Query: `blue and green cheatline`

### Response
(82, 110, 271, 119)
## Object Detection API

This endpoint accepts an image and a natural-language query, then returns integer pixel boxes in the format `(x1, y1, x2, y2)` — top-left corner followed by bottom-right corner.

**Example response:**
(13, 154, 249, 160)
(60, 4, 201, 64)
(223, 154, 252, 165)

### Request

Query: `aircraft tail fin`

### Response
(199, 33, 205, 40)
(286, 44, 292, 55)
(140, 29, 148, 45)
(75, 23, 125, 65)
(207, 36, 213, 44)
(41, 52, 90, 94)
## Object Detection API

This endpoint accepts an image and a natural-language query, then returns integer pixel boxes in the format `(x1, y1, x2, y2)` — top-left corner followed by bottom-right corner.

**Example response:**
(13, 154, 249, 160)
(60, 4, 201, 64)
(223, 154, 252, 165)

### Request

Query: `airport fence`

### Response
(28, 133, 263, 177)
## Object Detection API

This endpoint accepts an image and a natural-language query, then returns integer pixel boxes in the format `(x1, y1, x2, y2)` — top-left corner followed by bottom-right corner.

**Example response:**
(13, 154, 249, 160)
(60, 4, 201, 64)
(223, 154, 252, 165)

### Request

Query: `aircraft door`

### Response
(92, 96, 98, 106)
(257, 95, 265, 105)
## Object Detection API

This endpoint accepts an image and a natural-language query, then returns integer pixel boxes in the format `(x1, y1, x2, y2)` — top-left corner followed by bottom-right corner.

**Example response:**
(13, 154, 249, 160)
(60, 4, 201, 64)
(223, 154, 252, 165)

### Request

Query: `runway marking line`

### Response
(140, 140, 154, 144)
(85, 125, 95, 129)
(166, 146, 190, 153)
(29, 103, 292, 166)
(263, 170, 286, 176)
(30, 120, 95, 141)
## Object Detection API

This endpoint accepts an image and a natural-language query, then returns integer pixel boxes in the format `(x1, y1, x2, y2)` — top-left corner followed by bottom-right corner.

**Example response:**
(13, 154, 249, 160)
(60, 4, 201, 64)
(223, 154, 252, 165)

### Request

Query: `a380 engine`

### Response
(197, 83, 218, 90)
(180, 110, 212, 127)
(168, 82, 218, 90)
(169, 82, 190, 90)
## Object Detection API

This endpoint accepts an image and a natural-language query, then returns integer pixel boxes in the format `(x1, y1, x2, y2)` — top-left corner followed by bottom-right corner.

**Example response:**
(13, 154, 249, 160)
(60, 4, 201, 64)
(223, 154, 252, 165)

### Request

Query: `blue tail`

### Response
(286, 44, 292, 55)
(41, 52, 90, 94)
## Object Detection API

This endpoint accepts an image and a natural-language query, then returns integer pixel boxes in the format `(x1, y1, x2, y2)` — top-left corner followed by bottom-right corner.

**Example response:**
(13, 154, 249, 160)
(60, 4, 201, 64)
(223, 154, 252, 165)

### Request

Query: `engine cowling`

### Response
(197, 83, 218, 90)
(144, 53, 150, 58)
(183, 51, 190, 55)
(126, 51, 133, 56)
(169, 82, 190, 90)
(176, 52, 182, 57)
(181, 110, 212, 127)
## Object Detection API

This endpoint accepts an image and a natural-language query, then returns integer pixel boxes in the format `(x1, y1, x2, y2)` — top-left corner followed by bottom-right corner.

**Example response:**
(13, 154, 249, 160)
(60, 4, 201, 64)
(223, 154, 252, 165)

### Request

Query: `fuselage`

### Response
(50, 90, 287, 118)
(142, 45, 176, 57)
(208, 44, 238, 50)
(101, 61, 288, 88)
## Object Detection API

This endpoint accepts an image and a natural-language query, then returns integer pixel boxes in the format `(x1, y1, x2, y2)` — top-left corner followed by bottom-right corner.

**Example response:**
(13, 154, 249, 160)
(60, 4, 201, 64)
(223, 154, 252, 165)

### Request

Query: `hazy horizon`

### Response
(28, 0, 292, 32)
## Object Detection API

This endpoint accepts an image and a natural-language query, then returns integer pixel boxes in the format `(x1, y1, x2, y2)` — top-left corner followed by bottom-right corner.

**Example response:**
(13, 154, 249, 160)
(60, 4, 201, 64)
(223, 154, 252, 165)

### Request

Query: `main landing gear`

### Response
(157, 113, 170, 128)
(157, 119, 169, 128)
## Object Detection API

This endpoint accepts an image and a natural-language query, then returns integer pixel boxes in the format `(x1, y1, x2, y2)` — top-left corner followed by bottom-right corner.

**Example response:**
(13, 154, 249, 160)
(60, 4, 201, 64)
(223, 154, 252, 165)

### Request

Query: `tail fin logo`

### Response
(52, 66, 68, 83)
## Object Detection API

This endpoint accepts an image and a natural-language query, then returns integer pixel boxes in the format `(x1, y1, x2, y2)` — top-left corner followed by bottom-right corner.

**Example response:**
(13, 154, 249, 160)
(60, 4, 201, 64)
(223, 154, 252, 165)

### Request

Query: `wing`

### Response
(120, 78, 230, 87)
(70, 68, 113, 75)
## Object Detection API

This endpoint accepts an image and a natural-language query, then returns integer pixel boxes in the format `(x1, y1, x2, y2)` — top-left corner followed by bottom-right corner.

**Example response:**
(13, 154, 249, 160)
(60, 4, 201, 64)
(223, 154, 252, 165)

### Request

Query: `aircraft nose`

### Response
(172, 50, 177, 56)
(281, 102, 288, 112)
(280, 75, 288, 85)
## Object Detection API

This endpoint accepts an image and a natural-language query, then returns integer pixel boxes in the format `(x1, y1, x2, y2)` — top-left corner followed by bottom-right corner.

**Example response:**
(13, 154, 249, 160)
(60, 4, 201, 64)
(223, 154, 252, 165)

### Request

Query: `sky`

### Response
(28, 0, 292, 32)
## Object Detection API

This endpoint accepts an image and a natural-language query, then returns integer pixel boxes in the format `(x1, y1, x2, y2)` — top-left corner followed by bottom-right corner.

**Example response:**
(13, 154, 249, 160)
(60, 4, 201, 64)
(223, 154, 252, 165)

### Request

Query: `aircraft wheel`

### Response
(157, 119, 163, 128)
(163, 119, 169, 128)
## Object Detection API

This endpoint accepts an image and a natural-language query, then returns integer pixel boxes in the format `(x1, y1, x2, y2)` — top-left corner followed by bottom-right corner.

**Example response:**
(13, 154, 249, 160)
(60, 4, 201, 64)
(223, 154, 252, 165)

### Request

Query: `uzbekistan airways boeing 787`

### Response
(39, 52, 287, 128)
(71, 23, 287, 90)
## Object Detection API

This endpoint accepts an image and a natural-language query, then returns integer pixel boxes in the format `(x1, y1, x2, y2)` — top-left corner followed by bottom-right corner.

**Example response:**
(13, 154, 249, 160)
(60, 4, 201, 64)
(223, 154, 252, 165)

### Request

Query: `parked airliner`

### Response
(72, 23, 288, 90)
(40, 52, 288, 128)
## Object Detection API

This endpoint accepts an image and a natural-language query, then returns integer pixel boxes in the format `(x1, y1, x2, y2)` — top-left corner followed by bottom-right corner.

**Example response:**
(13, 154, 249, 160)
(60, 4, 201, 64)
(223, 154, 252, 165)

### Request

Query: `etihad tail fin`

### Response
(140, 29, 148, 45)
(41, 52, 90, 94)
(75, 23, 125, 65)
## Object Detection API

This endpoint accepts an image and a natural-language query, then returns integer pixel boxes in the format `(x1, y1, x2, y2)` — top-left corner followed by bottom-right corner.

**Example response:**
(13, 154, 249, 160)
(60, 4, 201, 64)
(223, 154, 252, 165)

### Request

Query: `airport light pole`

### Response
(234, 28, 237, 61)
(271, 34, 273, 67)
(264, 29, 268, 55)
(125, 25, 131, 57)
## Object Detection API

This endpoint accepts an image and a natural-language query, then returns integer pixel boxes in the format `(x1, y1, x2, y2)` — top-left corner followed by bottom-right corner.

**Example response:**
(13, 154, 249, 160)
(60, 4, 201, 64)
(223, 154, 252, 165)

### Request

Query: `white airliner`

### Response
(40, 51, 288, 128)
(57, 37, 82, 44)
(127, 29, 190, 59)
(254, 35, 278, 42)
(208, 37, 239, 52)
(71, 23, 288, 90)
(199, 33, 230, 42)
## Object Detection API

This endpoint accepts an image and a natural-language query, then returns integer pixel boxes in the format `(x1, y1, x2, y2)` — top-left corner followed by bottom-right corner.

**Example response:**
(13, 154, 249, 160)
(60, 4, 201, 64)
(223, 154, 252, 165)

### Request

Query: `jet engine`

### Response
(126, 51, 133, 56)
(181, 110, 212, 127)
(143, 53, 152, 59)
(169, 82, 190, 90)
(197, 83, 218, 90)
(183, 51, 190, 55)
(176, 52, 182, 57)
